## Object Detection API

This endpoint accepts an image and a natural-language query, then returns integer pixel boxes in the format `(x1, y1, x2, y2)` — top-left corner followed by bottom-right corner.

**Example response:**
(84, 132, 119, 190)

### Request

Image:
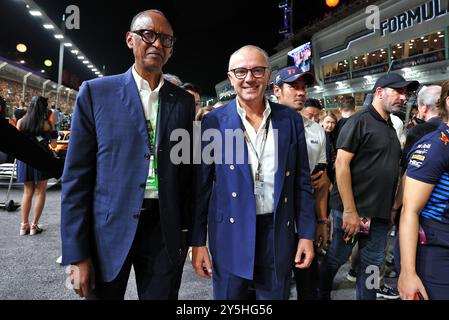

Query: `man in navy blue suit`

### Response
(191, 45, 316, 300)
(61, 10, 195, 299)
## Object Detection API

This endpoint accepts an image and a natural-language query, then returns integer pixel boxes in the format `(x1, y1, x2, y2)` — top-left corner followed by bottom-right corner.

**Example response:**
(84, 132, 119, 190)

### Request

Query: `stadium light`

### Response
(21, 0, 105, 104)
(16, 43, 27, 53)
(29, 10, 42, 16)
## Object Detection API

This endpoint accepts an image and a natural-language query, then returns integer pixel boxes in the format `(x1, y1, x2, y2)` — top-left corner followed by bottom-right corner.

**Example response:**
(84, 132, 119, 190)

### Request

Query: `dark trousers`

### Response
(411, 218, 449, 299)
(90, 200, 185, 300)
(317, 209, 390, 300)
(212, 214, 291, 300)
(294, 241, 319, 300)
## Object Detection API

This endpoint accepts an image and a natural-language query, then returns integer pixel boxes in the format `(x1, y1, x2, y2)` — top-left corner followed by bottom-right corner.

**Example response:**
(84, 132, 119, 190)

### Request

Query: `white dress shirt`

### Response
(132, 65, 164, 199)
(302, 116, 327, 174)
(236, 99, 275, 215)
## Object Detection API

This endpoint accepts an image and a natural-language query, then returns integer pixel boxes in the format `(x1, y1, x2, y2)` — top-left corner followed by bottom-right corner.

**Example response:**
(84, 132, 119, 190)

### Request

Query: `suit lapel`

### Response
(270, 102, 290, 212)
(226, 100, 254, 189)
(157, 82, 176, 147)
(120, 68, 149, 146)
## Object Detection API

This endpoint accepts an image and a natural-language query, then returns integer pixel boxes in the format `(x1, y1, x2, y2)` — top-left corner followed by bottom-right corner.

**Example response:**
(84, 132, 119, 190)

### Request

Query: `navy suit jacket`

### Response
(61, 68, 195, 282)
(191, 100, 315, 280)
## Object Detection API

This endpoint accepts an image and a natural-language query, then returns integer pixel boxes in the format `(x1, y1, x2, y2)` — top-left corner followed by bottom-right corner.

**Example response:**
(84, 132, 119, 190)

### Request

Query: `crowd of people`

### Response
(1, 8, 448, 301)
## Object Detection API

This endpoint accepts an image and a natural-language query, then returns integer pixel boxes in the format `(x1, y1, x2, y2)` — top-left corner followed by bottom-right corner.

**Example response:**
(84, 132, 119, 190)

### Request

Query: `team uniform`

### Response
(406, 123, 449, 299)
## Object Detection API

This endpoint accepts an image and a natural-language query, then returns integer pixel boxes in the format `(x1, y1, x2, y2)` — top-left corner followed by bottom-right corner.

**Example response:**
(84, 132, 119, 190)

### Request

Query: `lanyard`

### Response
(240, 114, 271, 177)
(147, 99, 159, 156)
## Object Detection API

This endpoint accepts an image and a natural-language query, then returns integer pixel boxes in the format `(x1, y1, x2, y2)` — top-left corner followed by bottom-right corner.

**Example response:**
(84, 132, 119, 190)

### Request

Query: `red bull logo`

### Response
(441, 132, 449, 145)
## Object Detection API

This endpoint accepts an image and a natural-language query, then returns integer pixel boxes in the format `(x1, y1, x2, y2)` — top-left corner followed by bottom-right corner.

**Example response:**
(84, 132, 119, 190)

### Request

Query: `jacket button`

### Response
(229, 217, 235, 224)
(286, 171, 290, 177)
(284, 197, 288, 203)
(232, 192, 237, 198)
(287, 221, 291, 227)
(230, 165, 235, 170)
(179, 248, 182, 255)
(144, 153, 151, 160)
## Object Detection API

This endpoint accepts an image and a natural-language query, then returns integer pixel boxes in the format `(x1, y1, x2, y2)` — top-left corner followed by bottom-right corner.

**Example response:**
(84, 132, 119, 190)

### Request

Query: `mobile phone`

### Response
(414, 292, 425, 300)
(312, 163, 327, 175)
(359, 217, 371, 236)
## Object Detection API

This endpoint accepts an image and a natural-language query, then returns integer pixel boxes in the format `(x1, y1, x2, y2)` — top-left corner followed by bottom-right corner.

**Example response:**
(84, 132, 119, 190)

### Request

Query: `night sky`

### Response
(0, 0, 345, 96)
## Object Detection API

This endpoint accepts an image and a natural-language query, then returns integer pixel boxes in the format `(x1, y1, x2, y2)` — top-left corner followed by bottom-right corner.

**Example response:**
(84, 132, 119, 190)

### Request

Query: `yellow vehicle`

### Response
(50, 130, 70, 159)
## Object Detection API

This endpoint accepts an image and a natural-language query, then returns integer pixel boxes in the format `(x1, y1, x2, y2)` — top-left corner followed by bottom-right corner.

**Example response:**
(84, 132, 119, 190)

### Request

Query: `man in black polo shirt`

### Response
(317, 73, 419, 300)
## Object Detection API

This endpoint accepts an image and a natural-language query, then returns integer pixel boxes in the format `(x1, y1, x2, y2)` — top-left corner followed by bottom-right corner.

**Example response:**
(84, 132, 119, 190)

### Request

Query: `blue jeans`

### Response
(318, 209, 390, 300)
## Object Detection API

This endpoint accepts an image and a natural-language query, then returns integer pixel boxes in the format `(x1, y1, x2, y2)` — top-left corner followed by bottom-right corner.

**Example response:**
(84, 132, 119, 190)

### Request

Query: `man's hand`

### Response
(311, 170, 327, 190)
(342, 210, 360, 238)
(295, 239, 314, 269)
(70, 259, 95, 298)
(192, 246, 213, 279)
(315, 224, 328, 249)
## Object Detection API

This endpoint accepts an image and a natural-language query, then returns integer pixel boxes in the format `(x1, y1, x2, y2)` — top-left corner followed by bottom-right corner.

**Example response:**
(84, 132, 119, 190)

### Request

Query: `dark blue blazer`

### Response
(191, 100, 315, 280)
(61, 68, 195, 282)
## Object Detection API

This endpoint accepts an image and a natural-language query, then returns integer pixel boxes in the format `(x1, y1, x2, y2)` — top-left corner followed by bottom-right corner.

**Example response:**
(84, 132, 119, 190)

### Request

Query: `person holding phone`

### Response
(274, 66, 328, 300)
(318, 73, 419, 300)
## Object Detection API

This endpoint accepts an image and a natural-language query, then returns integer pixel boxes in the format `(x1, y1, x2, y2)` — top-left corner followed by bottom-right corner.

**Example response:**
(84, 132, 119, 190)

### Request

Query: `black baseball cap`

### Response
(372, 73, 419, 93)
(274, 66, 315, 87)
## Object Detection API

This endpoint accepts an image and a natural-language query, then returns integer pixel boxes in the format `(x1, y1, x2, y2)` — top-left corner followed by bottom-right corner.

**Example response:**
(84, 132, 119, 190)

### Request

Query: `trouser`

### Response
(212, 214, 292, 300)
(396, 217, 449, 300)
(293, 239, 319, 300)
(318, 209, 390, 300)
(90, 200, 184, 300)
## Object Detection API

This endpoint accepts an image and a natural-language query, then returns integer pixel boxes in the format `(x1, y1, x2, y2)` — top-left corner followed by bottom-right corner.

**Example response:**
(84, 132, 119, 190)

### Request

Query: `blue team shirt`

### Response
(406, 123, 449, 224)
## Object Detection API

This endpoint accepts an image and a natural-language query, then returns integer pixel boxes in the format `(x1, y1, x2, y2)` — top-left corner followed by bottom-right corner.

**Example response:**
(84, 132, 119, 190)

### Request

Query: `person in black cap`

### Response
(318, 73, 419, 300)
(273, 66, 315, 112)
(274, 66, 329, 300)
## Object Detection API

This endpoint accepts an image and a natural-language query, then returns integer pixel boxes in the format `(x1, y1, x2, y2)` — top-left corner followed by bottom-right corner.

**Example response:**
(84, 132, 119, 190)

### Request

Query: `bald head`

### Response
(228, 45, 270, 71)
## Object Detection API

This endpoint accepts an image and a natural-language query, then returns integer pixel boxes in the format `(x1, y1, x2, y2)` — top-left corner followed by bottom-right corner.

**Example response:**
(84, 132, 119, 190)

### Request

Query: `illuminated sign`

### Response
(381, 0, 447, 36)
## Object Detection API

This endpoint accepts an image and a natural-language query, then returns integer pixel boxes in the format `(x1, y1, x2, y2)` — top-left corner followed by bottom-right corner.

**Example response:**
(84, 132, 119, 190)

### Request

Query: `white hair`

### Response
(418, 85, 442, 112)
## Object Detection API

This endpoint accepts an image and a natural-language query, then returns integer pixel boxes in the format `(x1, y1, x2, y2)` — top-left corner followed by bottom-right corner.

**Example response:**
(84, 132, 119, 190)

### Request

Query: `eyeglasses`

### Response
(131, 29, 176, 48)
(229, 66, 268, 80)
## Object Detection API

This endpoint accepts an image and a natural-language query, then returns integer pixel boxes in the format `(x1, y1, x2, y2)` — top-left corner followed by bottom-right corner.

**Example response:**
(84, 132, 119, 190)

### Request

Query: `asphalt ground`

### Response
(0, 184, 397, 300)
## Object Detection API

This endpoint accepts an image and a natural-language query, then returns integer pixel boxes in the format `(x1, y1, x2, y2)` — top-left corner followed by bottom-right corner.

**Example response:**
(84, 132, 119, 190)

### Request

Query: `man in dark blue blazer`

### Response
(191, 45, 316, 300)
(61, 10, 195, 299)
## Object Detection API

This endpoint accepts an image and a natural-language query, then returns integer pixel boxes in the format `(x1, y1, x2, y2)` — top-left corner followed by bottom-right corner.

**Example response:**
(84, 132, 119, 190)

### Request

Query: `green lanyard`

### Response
(146, 99, 159, 192)
(146, 99, 159, 156)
